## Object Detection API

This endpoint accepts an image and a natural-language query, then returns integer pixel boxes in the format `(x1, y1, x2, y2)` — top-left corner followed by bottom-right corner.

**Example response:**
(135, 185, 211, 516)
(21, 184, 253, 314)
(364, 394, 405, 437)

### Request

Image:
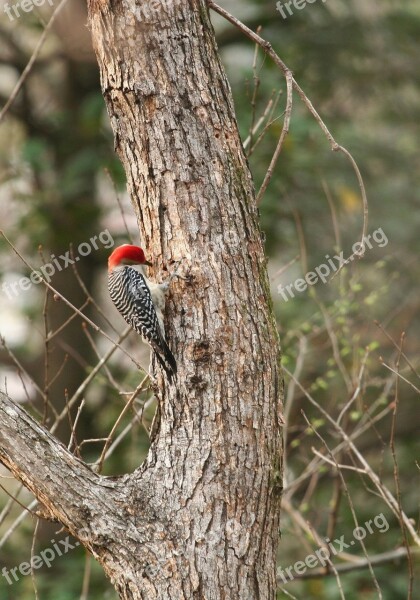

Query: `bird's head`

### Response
(108, 244, 152, 272)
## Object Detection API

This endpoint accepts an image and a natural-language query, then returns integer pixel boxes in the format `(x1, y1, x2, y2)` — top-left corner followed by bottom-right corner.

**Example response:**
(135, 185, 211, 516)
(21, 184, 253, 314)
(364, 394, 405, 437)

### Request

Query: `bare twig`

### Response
(302, 411, 382, 598)
(97, 396, 155, 463)
(256, 70, 293, 204)
(0, 499, 38, 549)
(285, 398, 394, 498)
(0, 231, 145, 371)
(247, 31, 262, 151)
(0, 0, 69, 124)
(79, 553, 92, 600)
(45, 299, 90, 342)
(291, 547, 420, 580)
(283, 366, 420, 546)
(69, 244, 119, 334)
(68, 399, 86, 454)
(379, 359, 420, 395)
(49, 326, 132, 436)
(283, 335, 307, 484)
(30, 519, 40, 600)
(247, 92, 283, 156)
(375, 321, 420, 381)
(389, 334, 414, 598)
(42, 289, 50, 424)
(322, 179, 341, 253)
(94, 377, 149, 473)
(207, 1, 368, 255)
(274, 254, 300, 278)
(0, 336, 46, 401)
(82, 325, 124, 394)
(243, 91, 275, 150)
(337, 349, 369, 425)
(312, 449, 366, 474)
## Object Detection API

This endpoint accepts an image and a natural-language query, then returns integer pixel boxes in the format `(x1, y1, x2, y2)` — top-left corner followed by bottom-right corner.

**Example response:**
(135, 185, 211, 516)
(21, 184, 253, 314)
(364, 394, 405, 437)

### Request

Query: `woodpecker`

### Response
(108, 244, 177, 381)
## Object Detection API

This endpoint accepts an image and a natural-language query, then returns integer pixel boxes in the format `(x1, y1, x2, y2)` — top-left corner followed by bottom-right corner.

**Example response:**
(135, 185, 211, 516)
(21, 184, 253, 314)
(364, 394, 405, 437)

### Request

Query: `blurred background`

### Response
(0, 0, 419, 598)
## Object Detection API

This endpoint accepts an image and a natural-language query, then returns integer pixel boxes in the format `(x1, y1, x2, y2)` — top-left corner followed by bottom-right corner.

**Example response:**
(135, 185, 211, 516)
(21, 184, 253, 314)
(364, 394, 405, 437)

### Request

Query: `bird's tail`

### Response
(152, 338, 177, 382)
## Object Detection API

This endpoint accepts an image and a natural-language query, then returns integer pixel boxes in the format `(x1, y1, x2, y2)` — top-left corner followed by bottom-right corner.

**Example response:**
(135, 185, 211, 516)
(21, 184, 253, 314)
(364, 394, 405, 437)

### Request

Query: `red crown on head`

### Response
(108, 245, 151, 271)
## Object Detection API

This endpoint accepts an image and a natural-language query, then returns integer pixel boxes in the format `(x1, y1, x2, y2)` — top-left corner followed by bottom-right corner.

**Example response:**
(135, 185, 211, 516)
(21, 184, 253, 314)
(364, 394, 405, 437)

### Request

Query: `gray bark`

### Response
(0, 1, 283, 598)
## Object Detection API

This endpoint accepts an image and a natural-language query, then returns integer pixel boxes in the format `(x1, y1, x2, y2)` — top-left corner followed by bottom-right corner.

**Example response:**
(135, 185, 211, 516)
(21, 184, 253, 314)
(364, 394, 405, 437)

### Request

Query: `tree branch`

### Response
(285, 547, 420, 581)
(208, 0, 368, 263)
(0, 391, 180, 595)
(0, 391, 121, 542)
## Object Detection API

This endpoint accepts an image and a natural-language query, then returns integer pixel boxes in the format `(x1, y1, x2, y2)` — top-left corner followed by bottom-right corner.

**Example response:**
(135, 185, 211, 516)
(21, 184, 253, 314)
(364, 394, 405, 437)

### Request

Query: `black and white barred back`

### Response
(108, 266, 177, 380)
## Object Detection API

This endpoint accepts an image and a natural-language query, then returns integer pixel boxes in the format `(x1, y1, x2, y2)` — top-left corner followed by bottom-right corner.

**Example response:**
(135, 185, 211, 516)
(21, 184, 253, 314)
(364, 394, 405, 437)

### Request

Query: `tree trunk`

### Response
(0, 1, 283, 598)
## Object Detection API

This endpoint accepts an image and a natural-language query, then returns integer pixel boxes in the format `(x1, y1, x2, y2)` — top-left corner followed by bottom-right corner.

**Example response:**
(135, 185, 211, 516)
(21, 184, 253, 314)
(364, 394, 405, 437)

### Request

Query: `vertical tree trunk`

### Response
(0, 0, 283, 595)
(90, 1, 283, 597)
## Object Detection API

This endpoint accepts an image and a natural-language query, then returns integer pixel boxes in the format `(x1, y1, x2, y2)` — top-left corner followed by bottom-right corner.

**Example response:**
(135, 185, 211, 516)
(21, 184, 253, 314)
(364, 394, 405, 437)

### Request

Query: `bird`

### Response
(108, 244, 177, 381)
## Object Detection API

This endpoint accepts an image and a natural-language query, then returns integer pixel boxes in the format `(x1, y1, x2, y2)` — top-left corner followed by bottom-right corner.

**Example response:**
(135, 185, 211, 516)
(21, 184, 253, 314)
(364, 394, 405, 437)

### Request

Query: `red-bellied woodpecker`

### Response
(108, 244, 177, 381)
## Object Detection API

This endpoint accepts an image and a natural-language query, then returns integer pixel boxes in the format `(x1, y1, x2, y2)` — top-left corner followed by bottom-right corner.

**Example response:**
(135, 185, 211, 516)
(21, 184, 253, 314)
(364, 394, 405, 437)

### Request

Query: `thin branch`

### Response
(0, 480, 38, 516)
(30, 519, 40, 600)
(285, 398, 394, 498)
(247, 92, 283, 156)
(49, 326, 132, 436)
(69, 244, 119, 334)
(302, 411, 382, 598)
(0, 335, 46, 401)
(97, 396, 155, 463)
(83, 325, 124, 394)
(0, 231, 144, 371)
(316, 300, 352, 393)
(45, 299, 90, 343)
(312, 449, 367, 474)
(337, 349, 369, 425)
(291, 547, 420, 580)
(389, 334, 414, 598)
(247, 31, 262, 151)
(208, 1, 368, 254)
(379, 359, 420, 395)
(283, 335, 307, 484)
(374, 321, 420, 381)
(94, 377, 148, 473)
(0, 499, 38, 549)
(283, 366, 420, 547)
(68, 399, 86, 453)
(282, 497, 356, 563)
(322, 179, 342, 253)
(256, 70, 293, 205)
(243, 90, 275, 150)
(274, 253, 300, 278)
(0, 0, 69, 124)
(79, 553, 92, 600)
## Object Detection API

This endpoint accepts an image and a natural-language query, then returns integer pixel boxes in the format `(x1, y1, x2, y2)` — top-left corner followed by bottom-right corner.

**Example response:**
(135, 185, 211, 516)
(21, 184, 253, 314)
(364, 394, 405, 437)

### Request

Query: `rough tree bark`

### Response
(0, 1, 283, 598)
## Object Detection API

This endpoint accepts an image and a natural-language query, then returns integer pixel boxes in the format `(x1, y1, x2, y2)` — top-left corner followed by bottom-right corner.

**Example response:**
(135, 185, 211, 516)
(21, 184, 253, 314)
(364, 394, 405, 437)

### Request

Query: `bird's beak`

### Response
(144, 260, 153, 267)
